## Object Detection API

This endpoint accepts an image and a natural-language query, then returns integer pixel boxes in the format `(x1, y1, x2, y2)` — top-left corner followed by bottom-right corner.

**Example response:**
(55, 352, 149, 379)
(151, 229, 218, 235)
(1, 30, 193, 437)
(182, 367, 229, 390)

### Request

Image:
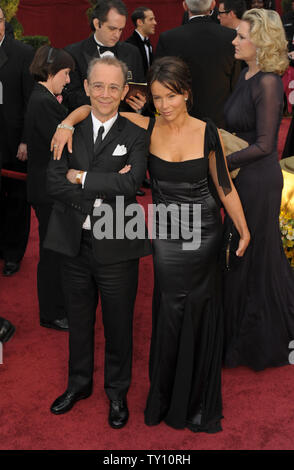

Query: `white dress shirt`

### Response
(93, 34, 115, 58)
(82, 112, 118, 229)
(135, 29, 151, 67)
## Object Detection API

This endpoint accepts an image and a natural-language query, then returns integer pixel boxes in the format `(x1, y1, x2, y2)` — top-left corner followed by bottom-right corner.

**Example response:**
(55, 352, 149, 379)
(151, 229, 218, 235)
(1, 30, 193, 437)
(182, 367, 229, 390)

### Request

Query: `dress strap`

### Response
(203, 118, 232, 196)
(147, 117, 156, 135)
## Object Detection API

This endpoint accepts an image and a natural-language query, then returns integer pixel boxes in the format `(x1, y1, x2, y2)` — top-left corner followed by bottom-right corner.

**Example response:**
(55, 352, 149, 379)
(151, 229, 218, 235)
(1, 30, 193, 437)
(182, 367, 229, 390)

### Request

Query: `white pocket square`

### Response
(112, 144, 127, 156)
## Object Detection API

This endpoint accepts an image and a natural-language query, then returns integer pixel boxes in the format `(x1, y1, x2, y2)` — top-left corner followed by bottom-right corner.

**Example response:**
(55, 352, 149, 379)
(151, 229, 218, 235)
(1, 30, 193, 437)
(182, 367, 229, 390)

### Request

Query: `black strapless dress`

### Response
(144, 119, 231, 433)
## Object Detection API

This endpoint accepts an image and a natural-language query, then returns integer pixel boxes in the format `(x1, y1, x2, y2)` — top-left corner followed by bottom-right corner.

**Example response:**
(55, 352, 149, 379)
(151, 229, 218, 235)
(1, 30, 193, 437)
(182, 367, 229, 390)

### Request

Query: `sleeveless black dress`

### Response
(144, 118, 231, 433)
(223, 69, 294, 370)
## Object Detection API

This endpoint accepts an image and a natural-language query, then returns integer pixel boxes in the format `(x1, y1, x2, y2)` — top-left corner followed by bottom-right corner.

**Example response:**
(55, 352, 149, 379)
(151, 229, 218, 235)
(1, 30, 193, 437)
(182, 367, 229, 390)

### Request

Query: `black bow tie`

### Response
(99, 45, 117, 55)
(143, 38, 151, 47)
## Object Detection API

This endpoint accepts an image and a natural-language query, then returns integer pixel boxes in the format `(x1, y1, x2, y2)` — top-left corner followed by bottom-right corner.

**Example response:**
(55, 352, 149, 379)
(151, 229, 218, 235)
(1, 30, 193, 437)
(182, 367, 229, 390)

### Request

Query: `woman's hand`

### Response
(16, 143, 28, 161)
(125, 92, 146, 112)
(119, 165, 131, 174)
(236, 232, 250, 257)
(51, 127, 73, 160)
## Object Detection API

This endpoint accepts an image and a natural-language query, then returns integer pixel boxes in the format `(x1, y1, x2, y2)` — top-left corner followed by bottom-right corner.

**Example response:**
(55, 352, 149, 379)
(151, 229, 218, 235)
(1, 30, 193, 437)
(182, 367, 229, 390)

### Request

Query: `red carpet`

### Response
(0, 118, 293, 451)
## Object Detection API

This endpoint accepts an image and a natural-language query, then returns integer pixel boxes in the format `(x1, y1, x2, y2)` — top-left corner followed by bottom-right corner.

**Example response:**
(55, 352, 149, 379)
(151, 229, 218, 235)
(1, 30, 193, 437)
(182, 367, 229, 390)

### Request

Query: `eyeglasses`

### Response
(218, 10, 231, 14)
(89, 83, 124, 95)
(0, 17, 5, 24)
(47, 47, 55, 64)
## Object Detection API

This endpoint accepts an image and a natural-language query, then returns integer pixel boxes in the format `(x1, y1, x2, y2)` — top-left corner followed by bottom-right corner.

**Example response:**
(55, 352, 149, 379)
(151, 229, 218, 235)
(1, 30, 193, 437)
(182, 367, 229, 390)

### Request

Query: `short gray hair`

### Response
(87, 57, 128, 84)
(185, 0, 213, 14)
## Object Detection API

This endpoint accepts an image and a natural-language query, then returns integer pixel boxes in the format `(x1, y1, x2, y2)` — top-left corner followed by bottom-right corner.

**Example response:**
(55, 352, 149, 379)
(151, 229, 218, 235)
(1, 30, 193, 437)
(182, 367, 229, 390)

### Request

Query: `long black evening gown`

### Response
(144, 119, 231, 433)
(223, 69, 294, 371)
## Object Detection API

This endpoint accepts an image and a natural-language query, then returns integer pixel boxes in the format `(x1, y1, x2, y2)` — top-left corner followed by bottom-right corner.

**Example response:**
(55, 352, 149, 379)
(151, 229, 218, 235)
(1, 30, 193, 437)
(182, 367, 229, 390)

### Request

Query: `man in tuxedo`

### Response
(125, 6, 156, 190)
(46, 57, 151, 428)
(156, 0, 241, 128)
(125, 6, 157, 79)
(63, 0, 145, 113)
(0, 7, 34, 276)
(218, 0, 247, 30)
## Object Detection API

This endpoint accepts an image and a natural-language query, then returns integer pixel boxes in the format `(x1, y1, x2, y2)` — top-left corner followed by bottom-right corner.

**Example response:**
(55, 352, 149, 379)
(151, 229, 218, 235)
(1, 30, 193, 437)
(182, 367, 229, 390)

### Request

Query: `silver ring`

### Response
(53, 144, 57, 148)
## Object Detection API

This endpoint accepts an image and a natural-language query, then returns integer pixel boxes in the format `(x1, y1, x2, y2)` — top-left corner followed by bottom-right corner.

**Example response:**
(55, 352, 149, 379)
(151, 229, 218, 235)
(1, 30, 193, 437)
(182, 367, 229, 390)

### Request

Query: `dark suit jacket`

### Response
(155, 16, 240, 128)
(63, 35, 145, 112)
(25, 83, 68, 205)
(44, 114, 152, 264)
(0, 36, 34, 171)
(125, 31, 153, 78)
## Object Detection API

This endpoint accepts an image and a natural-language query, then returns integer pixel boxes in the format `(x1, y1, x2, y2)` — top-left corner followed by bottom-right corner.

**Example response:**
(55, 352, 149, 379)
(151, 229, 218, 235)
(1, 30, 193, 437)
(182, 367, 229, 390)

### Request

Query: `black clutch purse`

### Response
(221, 218, 241, 271)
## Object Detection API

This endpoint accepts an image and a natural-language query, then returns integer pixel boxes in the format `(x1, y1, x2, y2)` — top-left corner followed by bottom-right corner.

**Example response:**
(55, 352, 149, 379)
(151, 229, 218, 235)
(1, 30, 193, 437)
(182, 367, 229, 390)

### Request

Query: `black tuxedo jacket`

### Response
(155, 16, 240, 128)
(44, 114, 152, 264)
(26, 83, 68, 205)
(125, 31, 153, 78)
(0, 36, 34, 171)
(63, 35, 145, 111)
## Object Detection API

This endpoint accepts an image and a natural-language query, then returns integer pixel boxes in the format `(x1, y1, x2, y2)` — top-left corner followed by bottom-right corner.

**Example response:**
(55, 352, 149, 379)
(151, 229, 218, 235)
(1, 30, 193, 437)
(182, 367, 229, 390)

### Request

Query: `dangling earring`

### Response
(256, 48, 260, 66)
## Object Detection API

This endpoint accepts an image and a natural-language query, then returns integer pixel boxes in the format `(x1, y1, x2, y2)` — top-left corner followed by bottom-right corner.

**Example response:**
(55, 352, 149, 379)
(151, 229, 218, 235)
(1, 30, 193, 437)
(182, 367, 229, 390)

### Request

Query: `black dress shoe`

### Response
(40, 317, 69, 331)
(50, 387, 92, 415)
(136, 189, 145, 196)
(108, 399, 129, 429)
(0, 318, 15, 343)
(3, 261, 20, 276)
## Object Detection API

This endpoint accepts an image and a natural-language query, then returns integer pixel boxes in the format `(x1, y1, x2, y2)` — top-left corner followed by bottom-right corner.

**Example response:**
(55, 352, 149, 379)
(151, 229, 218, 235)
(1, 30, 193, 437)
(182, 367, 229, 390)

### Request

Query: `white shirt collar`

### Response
(189, 11, 213, 20)
(91, 112, 118, 141)
(0, 35, 5, 46)
(93, 34, 105, 47)
(189, 15, 207, 19)
(135, 30, 148, 42)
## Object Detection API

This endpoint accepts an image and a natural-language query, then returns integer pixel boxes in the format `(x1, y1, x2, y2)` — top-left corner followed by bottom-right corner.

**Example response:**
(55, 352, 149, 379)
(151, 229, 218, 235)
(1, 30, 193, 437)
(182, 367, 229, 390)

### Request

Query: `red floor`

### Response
(0, 118, 293, 451)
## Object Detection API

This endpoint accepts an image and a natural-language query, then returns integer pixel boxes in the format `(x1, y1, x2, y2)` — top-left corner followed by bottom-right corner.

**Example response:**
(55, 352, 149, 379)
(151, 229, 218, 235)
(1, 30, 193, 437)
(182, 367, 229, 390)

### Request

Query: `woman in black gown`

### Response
(26, 46, 75, 330)
(223, 9, 294, 371)
(120, 57, 249, 432)
(50, 57, 250, 432)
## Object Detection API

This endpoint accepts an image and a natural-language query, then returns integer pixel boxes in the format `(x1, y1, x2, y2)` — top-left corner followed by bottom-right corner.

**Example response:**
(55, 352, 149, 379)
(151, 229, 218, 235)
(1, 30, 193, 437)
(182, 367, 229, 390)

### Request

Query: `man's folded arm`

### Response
(47, 151, 93, 214)
(83, 131, 149, 199)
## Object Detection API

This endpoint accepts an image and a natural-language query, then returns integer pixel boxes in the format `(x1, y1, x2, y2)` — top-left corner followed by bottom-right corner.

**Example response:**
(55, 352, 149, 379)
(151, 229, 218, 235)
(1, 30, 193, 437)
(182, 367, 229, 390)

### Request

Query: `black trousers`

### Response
(61, 230, 139, 401)
(0, 176, 31, 262)
(33, 204, 66, 322)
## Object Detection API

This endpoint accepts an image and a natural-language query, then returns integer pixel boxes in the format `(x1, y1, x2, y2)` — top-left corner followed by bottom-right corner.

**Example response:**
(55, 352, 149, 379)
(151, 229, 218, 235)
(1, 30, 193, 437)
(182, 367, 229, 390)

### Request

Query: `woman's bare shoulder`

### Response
(120, 112, 150, 130)
(190, 116, 207, 131)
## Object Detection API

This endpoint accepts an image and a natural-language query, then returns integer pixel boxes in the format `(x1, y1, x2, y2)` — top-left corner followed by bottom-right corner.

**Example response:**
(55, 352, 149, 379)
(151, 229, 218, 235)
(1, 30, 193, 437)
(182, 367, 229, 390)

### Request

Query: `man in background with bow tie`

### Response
(45, 56, 151, 428)
(63, 0, 145, 113)
(125, 6, 157, 79)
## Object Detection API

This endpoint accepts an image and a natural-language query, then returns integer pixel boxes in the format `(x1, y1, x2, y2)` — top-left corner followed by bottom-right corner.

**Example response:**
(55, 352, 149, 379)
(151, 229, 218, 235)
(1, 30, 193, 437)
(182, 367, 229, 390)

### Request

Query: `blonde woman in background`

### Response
(223, 9, 294, 370)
